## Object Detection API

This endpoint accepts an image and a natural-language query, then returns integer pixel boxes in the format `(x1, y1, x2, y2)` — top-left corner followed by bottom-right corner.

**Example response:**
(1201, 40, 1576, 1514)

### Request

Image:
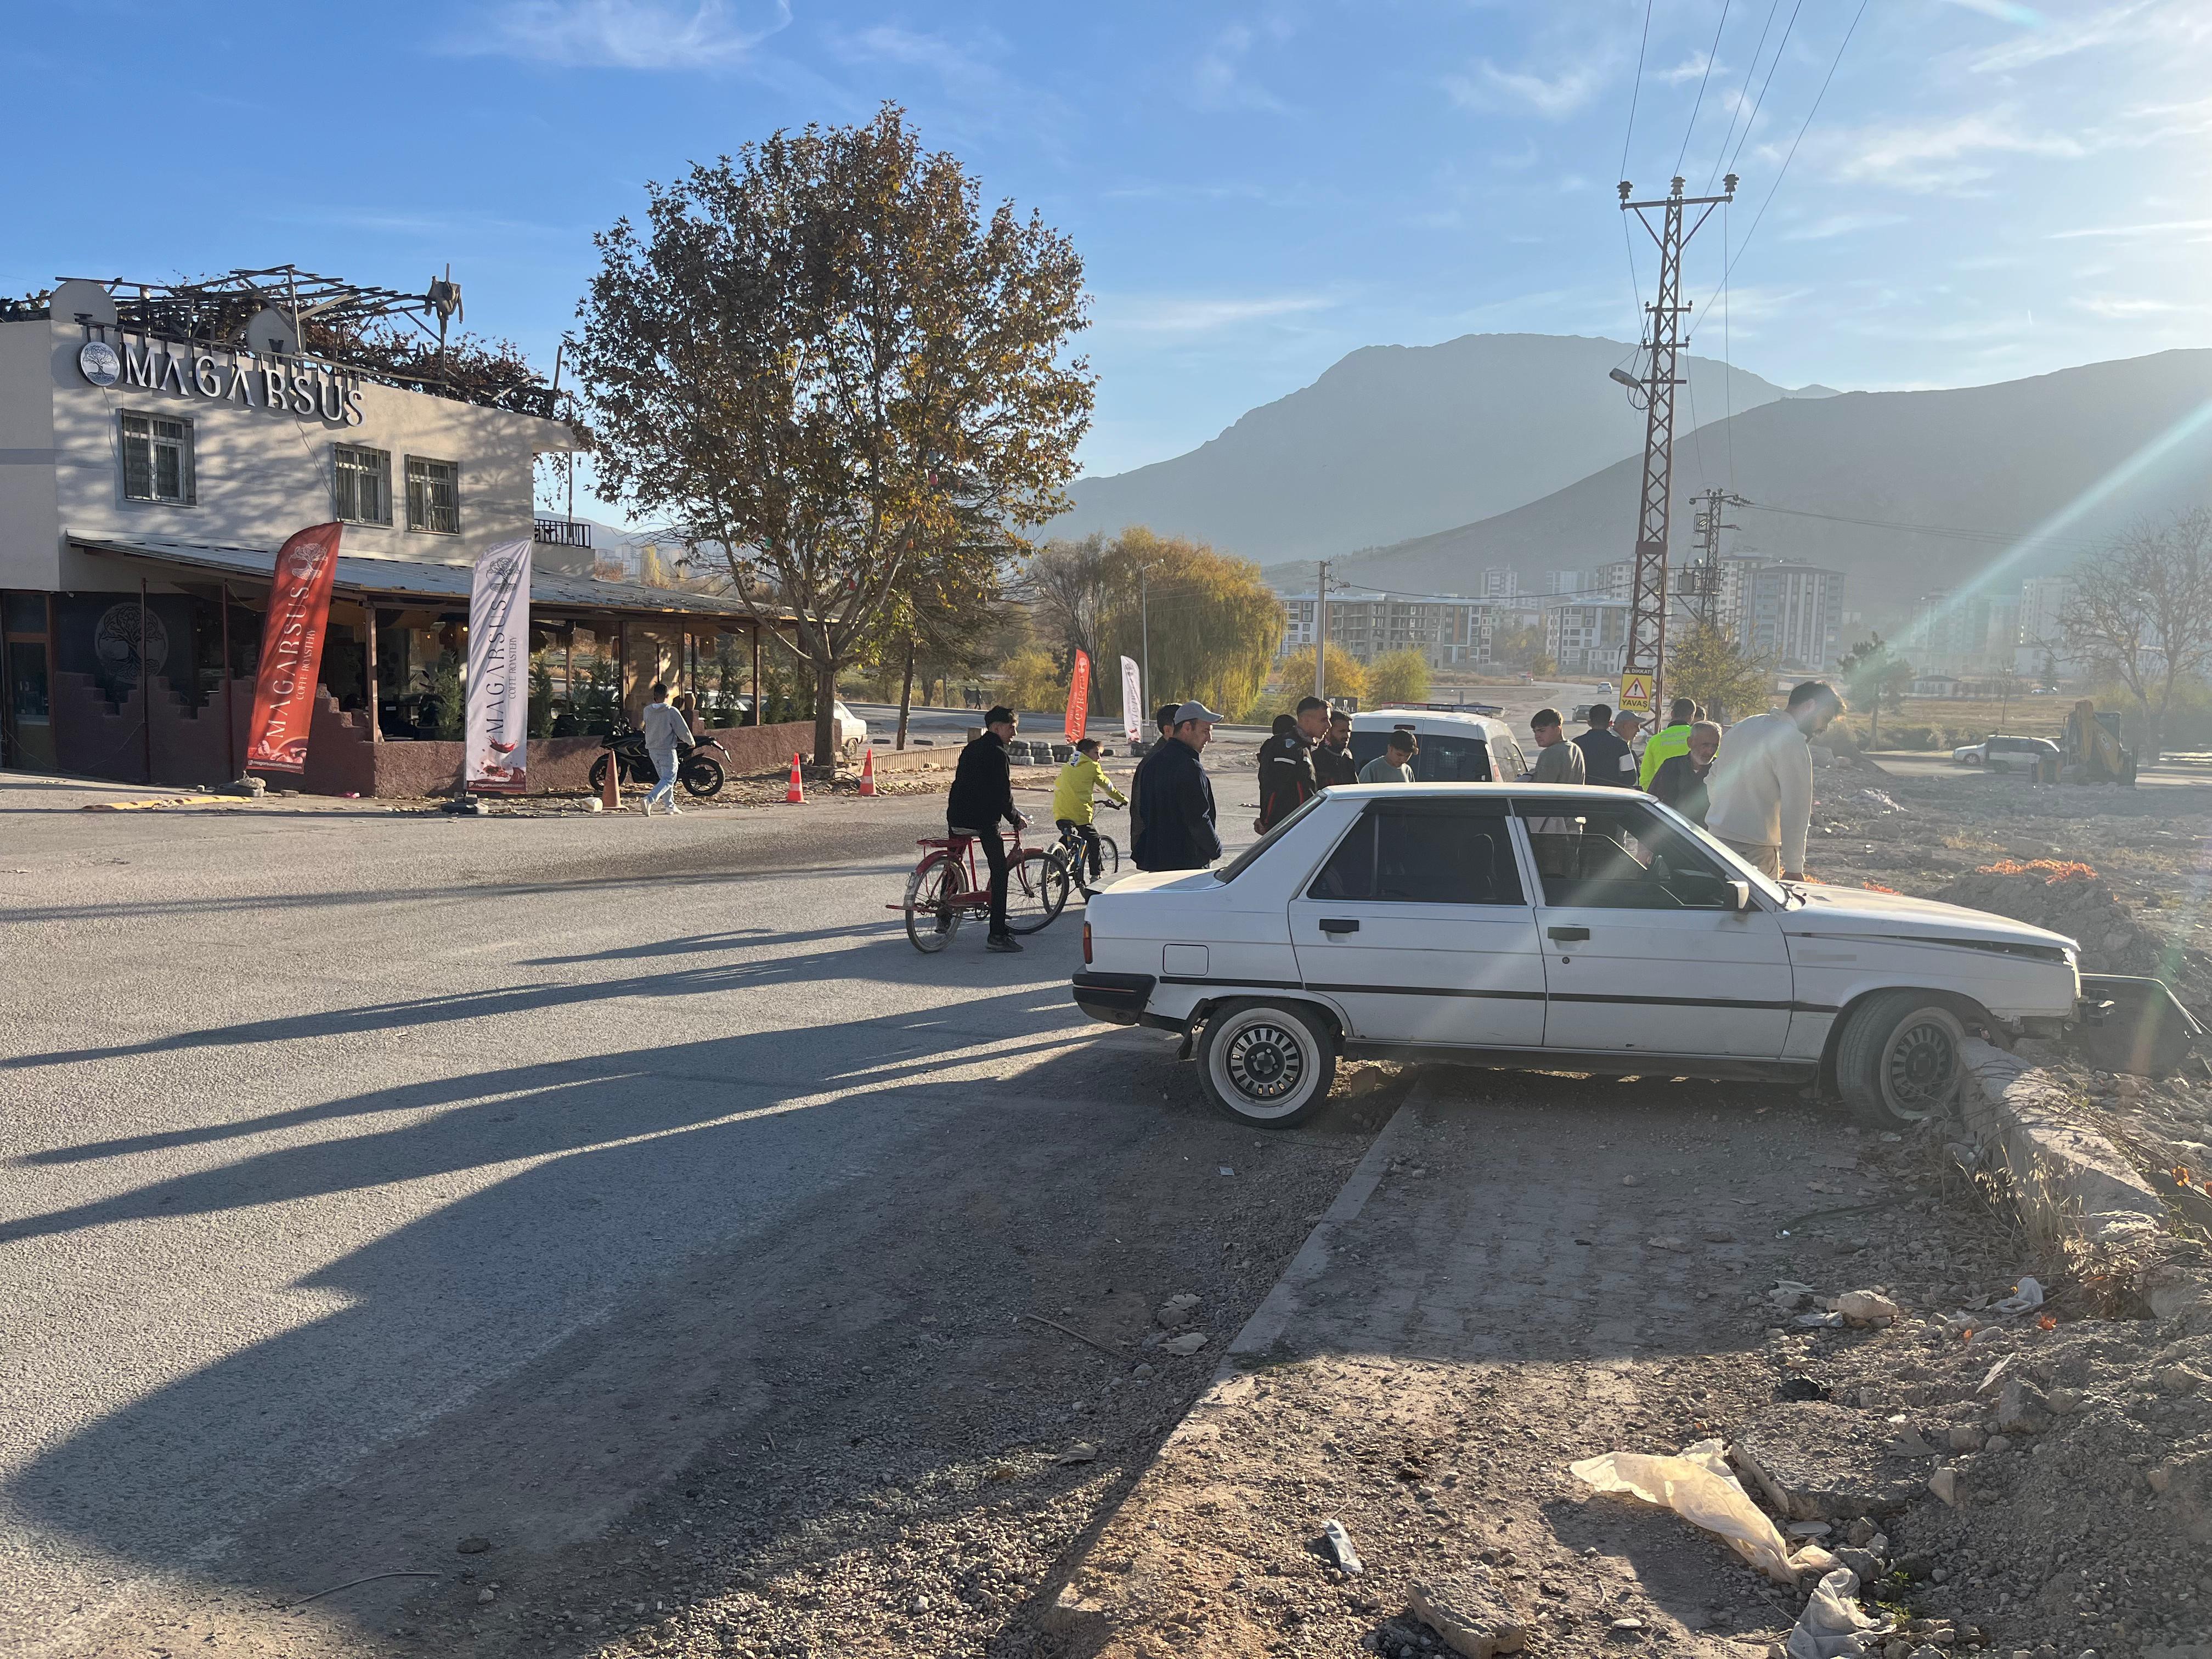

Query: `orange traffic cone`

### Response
(785, 753, 805, 804)
(601, 752, 620, 812)
(858, 744, 877, 797)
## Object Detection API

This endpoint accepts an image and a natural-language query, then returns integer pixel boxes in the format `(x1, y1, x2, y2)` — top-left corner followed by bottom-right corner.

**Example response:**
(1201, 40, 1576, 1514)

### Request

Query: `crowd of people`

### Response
(942, 675, 1844, 945)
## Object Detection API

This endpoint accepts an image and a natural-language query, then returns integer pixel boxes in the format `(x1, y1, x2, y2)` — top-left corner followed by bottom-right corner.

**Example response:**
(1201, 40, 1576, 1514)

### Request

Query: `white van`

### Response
(1347, 708, 1530, 783)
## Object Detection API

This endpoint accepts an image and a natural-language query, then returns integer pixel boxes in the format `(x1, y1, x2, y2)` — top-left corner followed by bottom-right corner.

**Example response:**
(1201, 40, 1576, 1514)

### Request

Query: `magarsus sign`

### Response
(244, 523, 345, 773)
(77, 333, 365, 426)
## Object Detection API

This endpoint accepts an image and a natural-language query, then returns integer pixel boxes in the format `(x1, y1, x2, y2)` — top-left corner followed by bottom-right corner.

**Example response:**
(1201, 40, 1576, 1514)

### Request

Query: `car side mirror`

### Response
(1729, 879, 1753, 913)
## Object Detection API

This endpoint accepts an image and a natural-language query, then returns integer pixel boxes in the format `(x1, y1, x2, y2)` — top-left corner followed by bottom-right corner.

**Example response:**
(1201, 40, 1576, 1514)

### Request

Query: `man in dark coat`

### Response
(1573, 702, 1635, 785)
(947, 705, 1027, 952)
(1133, 701, 1222, 872)
(1256, 697, 1325, 831)
(1311, 707, 1358, 787)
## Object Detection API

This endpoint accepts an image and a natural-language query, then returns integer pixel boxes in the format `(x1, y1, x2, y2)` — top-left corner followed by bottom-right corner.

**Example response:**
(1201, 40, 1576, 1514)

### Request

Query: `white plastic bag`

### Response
(1569, 1439, 1796, 1583)
(1786, 1566, 1891, 1658)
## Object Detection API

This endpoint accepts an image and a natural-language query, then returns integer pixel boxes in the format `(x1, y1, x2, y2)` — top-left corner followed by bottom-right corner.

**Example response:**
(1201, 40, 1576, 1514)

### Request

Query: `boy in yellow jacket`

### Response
(1052, 737, 1127, 895)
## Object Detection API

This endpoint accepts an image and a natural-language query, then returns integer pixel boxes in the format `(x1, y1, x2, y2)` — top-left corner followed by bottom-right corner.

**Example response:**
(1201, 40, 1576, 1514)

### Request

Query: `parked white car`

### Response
(1951, 735, 2057, 774)
(1348, 708, 1529, 782)
(832, 700, 870, 758)
(1074, 783, 2085, 1129)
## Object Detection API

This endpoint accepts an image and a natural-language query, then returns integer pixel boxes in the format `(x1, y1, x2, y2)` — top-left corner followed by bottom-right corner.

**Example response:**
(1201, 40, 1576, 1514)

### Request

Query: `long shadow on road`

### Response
(2, 983, 1117, 1632)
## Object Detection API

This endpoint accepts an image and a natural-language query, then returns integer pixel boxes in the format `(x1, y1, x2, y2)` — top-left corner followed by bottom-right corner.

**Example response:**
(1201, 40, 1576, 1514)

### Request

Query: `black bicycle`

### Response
(1049, 806, 1122, 895)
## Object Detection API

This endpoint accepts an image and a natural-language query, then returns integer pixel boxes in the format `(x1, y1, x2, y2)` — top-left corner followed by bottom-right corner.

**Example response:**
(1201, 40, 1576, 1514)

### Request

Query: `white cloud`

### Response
(2052, 216, 2212, 240)
(2071, 294, 2197, 318)
(1189, 24, 1293, 114)
(1657, 50, 1715, 87)
(1099, 294, 1335, 335)
(1819, 110, 2086, 192)
(1444, 58, 1605, 121)
(1939, 0, 2046, 25)
(461, 0, 789, 69)
(1782, 212, 1908, 242)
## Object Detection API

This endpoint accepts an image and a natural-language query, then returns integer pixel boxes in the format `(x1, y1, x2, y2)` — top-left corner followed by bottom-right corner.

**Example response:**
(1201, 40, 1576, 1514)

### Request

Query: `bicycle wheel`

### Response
(1003, 848, 1072, 935)
(905, 853, 968, 954)
(1094, 833, 1120, 876)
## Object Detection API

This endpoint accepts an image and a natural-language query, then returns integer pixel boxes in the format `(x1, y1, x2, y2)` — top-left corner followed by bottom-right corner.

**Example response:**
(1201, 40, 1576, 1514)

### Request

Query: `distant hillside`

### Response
(1324, 349, 2212, 608)
(1052, 334, 1830, 561)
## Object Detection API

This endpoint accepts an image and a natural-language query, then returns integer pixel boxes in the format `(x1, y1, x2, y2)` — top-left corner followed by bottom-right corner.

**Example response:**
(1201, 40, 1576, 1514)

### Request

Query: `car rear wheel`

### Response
(1836, 991, 1968, 1127)
(1196, 1000, 1336, 1128)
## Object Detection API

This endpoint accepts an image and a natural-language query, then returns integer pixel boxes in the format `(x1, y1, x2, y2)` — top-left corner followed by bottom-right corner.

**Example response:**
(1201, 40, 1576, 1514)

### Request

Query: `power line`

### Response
(1620, 0, 1656, 179)
(1739, 499, 2105, 551)
(1706, 0, 1870, 310)
(1706, 0, 1785, 190)
(1619, 0, 1657, 331)
(1720, 0, 1805, 184)
(1675, 0, 1734, 175)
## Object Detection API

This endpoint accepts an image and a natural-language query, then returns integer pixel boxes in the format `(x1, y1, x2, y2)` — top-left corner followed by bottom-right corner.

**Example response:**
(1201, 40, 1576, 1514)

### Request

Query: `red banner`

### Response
(1064, 648, 1091, 743)
(244, 523, 344, 772)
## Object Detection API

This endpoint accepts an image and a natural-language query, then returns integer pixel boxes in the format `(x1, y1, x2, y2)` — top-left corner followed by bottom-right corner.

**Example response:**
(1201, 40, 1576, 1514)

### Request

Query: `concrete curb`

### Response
(1956, 1038, 2165, 1252)
(1040, 1088, 1419, 1643)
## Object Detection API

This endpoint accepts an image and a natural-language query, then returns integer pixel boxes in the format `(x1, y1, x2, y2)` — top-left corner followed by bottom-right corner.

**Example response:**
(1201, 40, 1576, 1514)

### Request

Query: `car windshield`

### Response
(1215, 792, 1330, 882)
(1522, 793, 1791, 906)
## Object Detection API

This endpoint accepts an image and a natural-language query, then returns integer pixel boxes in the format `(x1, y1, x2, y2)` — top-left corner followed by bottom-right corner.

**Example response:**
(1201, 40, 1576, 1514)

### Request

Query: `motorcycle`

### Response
(588, 720, 729, 800)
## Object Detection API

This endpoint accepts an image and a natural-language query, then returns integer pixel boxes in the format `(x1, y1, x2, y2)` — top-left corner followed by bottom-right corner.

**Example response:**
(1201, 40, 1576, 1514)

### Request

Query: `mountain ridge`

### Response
(1053, 332, 1832, 561)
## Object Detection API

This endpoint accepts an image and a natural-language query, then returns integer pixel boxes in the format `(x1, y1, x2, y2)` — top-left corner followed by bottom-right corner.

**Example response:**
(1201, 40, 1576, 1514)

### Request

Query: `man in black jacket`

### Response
(1125, 702, 1181, 853)
(1573, 702, 1634, 785)
(1256, 695, 1328, 830)
(948, 706, 1027, 952)
(1133, 701, 1222, 871)
(1311, 707, 1357, 787)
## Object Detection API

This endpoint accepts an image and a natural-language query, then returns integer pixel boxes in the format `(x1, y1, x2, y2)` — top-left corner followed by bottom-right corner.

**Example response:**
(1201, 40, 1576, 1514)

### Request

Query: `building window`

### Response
(405, 456, 460, 534)
(120, 412, 195, 504)
(334, 445, 392, 526)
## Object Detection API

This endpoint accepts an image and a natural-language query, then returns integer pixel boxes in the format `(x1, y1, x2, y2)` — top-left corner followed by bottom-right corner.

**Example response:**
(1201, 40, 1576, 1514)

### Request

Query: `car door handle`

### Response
(1319, 918, 1359, 935)
(1546, 925, 1590, 943)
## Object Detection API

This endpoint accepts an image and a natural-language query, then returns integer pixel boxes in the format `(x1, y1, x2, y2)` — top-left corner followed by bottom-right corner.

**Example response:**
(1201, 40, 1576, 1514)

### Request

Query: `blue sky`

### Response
(5, 1, 2208, 516)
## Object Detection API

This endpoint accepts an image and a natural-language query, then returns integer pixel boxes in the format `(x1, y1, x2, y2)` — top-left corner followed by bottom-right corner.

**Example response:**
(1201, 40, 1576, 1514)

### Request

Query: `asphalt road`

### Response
(1866, 749, 2212, 789)
(0, 773, 1376, 1657)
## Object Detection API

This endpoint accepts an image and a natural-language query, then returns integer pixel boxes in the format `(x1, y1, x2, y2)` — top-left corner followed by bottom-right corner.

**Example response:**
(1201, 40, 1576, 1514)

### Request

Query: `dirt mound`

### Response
(1931, 864, 2168, 975)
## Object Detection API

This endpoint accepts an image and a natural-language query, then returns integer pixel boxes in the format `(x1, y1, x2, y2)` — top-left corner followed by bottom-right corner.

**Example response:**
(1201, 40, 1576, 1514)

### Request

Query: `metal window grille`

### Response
(334, 445, 392, 525)
(405, 456, 459, 533)
(120, 412, 194, 504)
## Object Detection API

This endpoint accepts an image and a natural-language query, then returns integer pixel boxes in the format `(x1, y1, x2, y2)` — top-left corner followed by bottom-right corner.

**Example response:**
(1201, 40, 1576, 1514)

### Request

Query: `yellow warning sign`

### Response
(1618, 672, 1654, 713)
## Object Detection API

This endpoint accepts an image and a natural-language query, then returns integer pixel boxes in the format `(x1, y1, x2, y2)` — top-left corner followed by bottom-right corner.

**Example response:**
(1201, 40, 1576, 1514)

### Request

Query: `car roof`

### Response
(1349, 708, 1513, 742)
(1319, 781, 1650, 802)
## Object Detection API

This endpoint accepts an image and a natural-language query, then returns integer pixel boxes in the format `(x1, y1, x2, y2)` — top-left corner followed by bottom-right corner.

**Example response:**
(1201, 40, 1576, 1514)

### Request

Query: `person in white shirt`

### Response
(639, 681, 692, 815)
(1701, 680, 1844, 880)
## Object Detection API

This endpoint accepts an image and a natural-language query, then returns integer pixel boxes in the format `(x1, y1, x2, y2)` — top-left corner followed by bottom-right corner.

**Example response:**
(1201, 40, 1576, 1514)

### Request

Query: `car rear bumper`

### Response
(1071, 971, 1158, 1026)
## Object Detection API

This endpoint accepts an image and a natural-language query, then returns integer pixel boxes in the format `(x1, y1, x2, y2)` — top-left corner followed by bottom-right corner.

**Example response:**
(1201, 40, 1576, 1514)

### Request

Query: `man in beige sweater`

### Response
(1702, 681, 1843, 880)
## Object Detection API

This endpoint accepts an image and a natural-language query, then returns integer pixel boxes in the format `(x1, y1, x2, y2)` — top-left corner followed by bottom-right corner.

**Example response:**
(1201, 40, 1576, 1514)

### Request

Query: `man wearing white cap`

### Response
(1132, 699, 1222, 871)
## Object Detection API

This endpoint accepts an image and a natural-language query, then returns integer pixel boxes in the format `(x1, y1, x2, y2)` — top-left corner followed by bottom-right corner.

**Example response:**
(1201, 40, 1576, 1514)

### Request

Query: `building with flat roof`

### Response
(1, 270, 799, 794)
(1278, 591, 1502, 668)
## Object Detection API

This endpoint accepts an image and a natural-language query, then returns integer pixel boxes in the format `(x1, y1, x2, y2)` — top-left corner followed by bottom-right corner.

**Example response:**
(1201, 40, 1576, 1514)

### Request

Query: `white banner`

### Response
(1120, 655, 1142, 743)
(465, 538, 533, 793)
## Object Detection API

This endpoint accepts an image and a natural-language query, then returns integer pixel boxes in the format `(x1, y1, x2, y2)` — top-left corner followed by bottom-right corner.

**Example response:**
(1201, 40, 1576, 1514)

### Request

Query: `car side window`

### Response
(1494, 736, 1528, 778)
(1517, 799, 1736, 910)
(1307, 803, 1525, 905)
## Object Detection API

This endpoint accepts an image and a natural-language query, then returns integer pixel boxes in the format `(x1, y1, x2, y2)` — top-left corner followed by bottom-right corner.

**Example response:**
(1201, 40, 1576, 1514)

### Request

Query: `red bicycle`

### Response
(898, 825, 1071, 952)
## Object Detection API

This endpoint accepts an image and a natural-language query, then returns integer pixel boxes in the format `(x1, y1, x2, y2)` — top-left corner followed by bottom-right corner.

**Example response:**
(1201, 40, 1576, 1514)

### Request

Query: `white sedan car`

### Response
(1073, 783, 2084, 1129)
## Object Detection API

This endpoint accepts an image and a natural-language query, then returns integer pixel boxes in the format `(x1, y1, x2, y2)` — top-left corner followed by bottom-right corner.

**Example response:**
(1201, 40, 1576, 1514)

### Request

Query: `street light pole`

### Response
(1140, 565, 1151, 709)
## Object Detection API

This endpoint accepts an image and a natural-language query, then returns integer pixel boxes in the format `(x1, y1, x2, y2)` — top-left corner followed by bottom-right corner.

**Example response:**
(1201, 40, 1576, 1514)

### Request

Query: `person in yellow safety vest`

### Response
(1052, 737, 1127, 896)
(1638, 696, 1702, 790)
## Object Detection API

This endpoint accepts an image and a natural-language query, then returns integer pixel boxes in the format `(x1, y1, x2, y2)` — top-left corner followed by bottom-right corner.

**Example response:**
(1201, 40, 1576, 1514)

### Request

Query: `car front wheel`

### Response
(1836, 991, 1970, 1127)
(1195, 1000, 1337, 1128)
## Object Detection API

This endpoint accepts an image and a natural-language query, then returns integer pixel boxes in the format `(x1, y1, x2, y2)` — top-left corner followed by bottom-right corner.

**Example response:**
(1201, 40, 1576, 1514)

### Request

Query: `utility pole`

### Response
(1313, 560, 1330, 702)
(1616, 173, 1735, 712)
(1683, 485, 1746, 627)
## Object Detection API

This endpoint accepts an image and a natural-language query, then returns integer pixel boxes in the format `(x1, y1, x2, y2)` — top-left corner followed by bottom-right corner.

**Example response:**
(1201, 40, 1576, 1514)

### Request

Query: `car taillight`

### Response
(1082, 921, 1092, 965)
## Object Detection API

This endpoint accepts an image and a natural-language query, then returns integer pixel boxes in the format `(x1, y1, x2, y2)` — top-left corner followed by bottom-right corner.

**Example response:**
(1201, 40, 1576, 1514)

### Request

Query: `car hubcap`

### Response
(1226, 1022, 1305, 1102)
(1885, 1018, 1959, 1113)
